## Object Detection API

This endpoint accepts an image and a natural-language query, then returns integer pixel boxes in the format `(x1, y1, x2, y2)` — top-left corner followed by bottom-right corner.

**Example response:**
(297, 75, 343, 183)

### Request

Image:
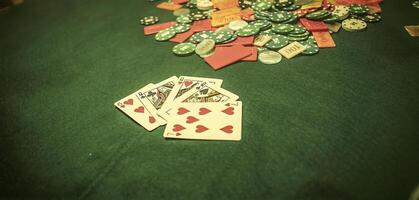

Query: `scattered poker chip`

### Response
(197, 0, 213, 10)
(195, 39, 215, 56)
(140, 16, 159, 26)
(361, 13, 381, 23)
(155, 28, 177, 41)
(282, 4, 301, 11)
(332, 5, 350, 20)
(215, 26, 233, 34)
(239, 0, 253, 8)
(323, 14, 340, 24)
(258, 50, 282, 64)
(249, 20, 272, 31)
(306, 36, 316, 44)
(228, 20, 248, 31)
(189, 31, 215, 43)
(290, 25, 307, 34)
(349, 4, 369, 15)
(274, 0, 294, 8)
(176, 15, 193, 24)
(292, 9, 309, 17)
(342, 18, 367, 32)
(237, 25, 260, 37)
(281, 13, 299, 24)
(272, 24, 295, 34)
(269, 11, 292, 23)
(252, 1, 272, 11)
(305, 10, 332, 20)
(171, 23, 191, 33)
(213, 31, 235, 43)
(221, 32, 238, 44)
(265, 35, 289, 50)
(300, 41, 319, 55)
(172, 42, 196, 56)
(287, 35, 308, 41)
(185, 2, 196, 9)
(173, 8, 190, 17)
(413, 1, 419, 8)
(190, 11, 208, 21)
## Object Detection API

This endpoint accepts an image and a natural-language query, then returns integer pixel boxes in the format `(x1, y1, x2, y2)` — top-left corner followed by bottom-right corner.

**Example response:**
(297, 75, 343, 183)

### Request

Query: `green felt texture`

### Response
(1, 0, 419, 199)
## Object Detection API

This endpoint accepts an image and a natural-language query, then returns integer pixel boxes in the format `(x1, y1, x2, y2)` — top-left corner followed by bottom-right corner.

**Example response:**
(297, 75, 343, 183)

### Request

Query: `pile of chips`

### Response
(140, 0, 384, 68)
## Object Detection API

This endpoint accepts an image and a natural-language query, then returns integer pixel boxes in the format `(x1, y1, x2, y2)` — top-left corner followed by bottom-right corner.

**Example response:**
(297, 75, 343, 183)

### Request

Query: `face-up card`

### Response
(164, 101, 242, 141)
(157, 76, 223, 120)
(137, 76, 178, 125)
(114, 84, 160, 131)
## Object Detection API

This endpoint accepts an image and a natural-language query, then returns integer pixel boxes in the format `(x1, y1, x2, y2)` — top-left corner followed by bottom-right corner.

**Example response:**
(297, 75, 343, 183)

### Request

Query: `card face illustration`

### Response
(114, 84, 160, 131)
(163, 101, 242, 141)
(158, 76, 223, 120)
(137, 76, 178, 125)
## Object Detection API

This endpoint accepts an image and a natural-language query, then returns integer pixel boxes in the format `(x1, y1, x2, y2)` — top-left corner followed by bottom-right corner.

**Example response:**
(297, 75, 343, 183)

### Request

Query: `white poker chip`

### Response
(342, 18, 367, 32)
(332, 5, 350, 20)
(258, 51, 282, 64)
(228, 20, 248, 31)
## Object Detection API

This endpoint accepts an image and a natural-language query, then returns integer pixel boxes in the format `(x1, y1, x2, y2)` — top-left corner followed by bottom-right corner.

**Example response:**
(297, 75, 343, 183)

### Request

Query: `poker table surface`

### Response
(1, 0, 419, 199)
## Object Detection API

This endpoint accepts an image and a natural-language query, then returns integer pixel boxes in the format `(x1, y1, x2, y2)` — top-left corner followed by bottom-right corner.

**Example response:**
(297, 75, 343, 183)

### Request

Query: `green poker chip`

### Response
(249, 20, 272, 31)
(252, 1, 272, 11)
(305, 10, 332, 20)
(281, 13, 299, 24)
(288, 30, 310, 37)
(189, 31, 215, 43)
(290, 25, 307, 34)
(140, 16, 159, 26)
(269, 11, 292, 23)
(306, 36, 316, 44)
(282, 4, 301, 11)
(300, 41, 319, 55)
(323, 14, 340, 24)
(213, 31, 234, 43)
(287, 35, 309, 41)
(260, 29, 276, 36)
(172, 42, 196, 56)
(155, 28, 176, 41)
(349, 4, 369, 15)
(413, 1, 419, 8)
(265, 35, 289, 49)
(190, 11, 208, 21)
(274, 0, 294, 8)
(171, 23, 191, 33)
(221, 32, 238, 44)
(176, 15, 193, 24)
(236, 24, 260, 36)
(361, 13, 381, 23)
(272, 24, 295, 34)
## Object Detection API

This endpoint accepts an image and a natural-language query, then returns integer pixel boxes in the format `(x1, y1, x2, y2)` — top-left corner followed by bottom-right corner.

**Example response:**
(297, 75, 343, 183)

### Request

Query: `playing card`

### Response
(137, 76, 178, 125)
(160, 82, 239, 119)
(114, 84, 160, 131)
(164, 101, 242, 141)
(157, 76, 223, 120)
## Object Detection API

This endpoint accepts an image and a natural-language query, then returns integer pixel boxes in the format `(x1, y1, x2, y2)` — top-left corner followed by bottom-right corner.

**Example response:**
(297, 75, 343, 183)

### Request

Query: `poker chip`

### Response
(305, 10, 332, 20)
(171, 23, 191, 33)
(221, 32, 238, 44)
(252, 1, 272, 11)
(172, 42, 196, 56)
(237, 25, 260, 36)
(361, 13, 381, 23)
(323, 14, 339, 24)
(214, 26, 233, 34)
(272, 24, 295, 34)
(332, 5, 350, 20)
(269, 11, 292, 23)
(155, 28, 177, 41)
(185, 2, 196, 9)
(189, 31, 215, 43)
(290, 25, 307, 34)
(294, 0, 312, 6)
(173, 8, 190, 17)
(258, 50, 282, 64)
(282, 4, 301, 11)
(176, 15, 193, 24)
(197, 0, 213, 10)
(281, 13, 299, 24)
(413, 1, 419, 8)
(342, 18, 367, 32)
(140, 16, 159, 26)
(274, 0, 294, 8)
(239, 0, 253, 9)
(300, 41, 319, 55)
(249, 20, 272, 31)
(228, 20, 248, 31)
(213, 31, 235, 43)
(349, 4, 369, 15)
(306, 36, 316, 44)
(195, 39, 215, 56)
(190, 11, 208, 21)
(292, 9, 309, 17)
(287, 35, 309, 41)
(265, 35, 289, 49)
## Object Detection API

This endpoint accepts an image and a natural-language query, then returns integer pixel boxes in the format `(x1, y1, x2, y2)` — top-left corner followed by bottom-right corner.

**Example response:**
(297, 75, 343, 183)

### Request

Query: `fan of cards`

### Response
(114, 76, 242, 141)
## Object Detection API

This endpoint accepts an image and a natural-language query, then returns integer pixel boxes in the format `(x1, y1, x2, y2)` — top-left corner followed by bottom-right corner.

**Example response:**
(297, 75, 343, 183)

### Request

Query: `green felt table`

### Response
(1, 0, 419, 199)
